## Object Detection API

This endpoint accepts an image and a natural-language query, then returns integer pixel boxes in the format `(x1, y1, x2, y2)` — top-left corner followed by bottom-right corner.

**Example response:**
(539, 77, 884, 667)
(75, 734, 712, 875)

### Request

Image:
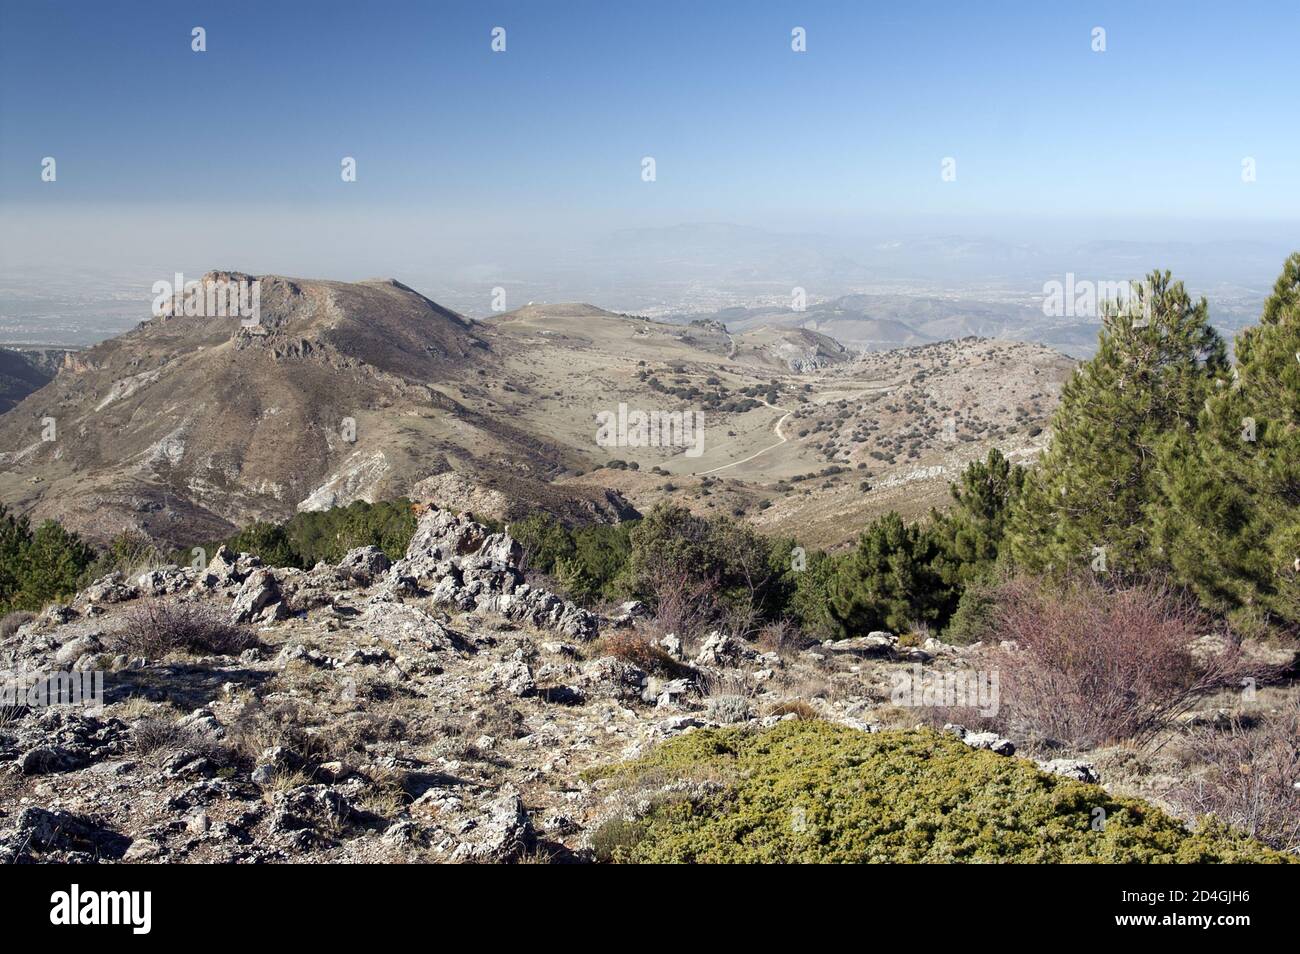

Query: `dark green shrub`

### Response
(827, 513, 955, 636)
(0, 506, 94, 613)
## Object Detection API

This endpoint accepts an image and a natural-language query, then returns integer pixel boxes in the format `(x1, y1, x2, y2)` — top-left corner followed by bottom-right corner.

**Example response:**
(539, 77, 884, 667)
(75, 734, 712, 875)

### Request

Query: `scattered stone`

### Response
(1039, 759, 1100, 784)
(836, 716, 881, 734)
(337, 546, 392, 585)
(1, 807, 131, 861)
(653, 715, 708, 737)
(53, 632, 105, 666)
(655, 678, 694, 708)
(824, 633, 896, 659)
(80, 572, 140, 606)
(11, 710, 130, 775)
(581, 656, 647, 701)
(136, 565, 195, 597)
(962, 732, 1016, 756)
(694, 631, 753, 667)
(489, 659, 535, 697)
(451, 794, 534, 862)
(230, 569, 284, 624)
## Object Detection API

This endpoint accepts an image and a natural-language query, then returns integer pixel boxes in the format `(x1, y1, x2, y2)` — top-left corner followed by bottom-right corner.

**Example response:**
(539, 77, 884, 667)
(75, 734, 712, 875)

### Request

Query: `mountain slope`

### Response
(0, 274, 577, 545)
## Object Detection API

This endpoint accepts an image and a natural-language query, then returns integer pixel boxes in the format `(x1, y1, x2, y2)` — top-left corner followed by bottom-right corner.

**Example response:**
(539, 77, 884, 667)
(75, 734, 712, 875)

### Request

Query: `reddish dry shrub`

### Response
(594, 630, 693, 678)
(990, 575, 1254, 748)
(1168, 701, 1300, 853)
(764, 699, 820, 720)
(113, 600, 257, 659)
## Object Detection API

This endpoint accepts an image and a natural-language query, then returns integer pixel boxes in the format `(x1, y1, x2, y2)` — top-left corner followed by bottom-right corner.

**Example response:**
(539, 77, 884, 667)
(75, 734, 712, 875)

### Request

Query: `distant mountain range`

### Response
(665, 292, 1109, 357)
(1, 225, 1288, 357)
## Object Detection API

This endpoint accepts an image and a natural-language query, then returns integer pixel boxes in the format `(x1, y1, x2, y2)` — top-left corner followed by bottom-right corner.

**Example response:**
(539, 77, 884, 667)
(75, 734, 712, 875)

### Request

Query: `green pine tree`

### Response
(828, 512, 954, 636)
(16, 520, 94, 609)
(1007, 270, 1228, 575)
(787, 548, 839, 640)
(554, 555, 599, 605)
(0, 504, 33, 611)
(1153, 253, 1300, 633)
(932, 448, 1026, 583)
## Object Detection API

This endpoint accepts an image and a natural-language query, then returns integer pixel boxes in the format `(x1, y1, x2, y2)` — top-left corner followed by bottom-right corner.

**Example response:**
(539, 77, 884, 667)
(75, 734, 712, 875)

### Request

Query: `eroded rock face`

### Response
(0, 807, 131, 863)
(694, 631, 754, 668)
(450, 794, 535, 862)
(6, 710, 131, 776)
(390, 508, 598, 640)
(824, 632, 897, 659)
(581, 657, 648, 701)
(79, 572, 140, 607)
(337, 546, 392, 585)
(136, 565, 198, 597)
(230, 569, 285, 625)
(404, 509, 492, 564)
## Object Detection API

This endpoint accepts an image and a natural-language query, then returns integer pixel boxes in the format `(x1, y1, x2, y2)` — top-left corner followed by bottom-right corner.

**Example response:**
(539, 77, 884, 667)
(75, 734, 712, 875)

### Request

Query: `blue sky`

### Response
(0, 0, 1296, 284)
(3, 0, 1297, 217)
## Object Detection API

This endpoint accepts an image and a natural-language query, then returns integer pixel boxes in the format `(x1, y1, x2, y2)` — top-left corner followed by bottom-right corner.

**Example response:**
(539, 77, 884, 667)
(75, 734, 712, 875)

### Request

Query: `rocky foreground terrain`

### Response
(3, 506, 1286, 863)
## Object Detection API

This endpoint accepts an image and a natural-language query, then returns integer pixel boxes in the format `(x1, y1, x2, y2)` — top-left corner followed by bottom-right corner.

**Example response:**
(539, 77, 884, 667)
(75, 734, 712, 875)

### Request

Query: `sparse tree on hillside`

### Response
(225, 521, 300, 569)
(788, 547, 839, 640)
(8, 518, 94, 611)
(625, 504, 783, 634)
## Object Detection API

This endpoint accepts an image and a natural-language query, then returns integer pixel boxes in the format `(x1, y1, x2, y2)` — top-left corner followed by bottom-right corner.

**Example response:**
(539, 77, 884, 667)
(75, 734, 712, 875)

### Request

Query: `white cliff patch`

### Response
(95, 368, 162, 412)
(297, 449, 389, 512)
(874, 464, 946, 490)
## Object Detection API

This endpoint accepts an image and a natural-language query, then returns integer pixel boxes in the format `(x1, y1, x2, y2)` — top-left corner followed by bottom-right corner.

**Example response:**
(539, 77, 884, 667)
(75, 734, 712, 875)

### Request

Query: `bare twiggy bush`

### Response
(0, 611, 34, 640)
(647, 565, 719, 639)
(131, 716, 231, 768)
(131, 716, 195, 756)
(907, 683, 1004, 735)
(706, 694, 752, 724)
(700, 670, 761, 700)
(990, 575, 1257, 749)
(112, 601, 257, 659)
(229, 699, 329, 763)
(360, 762, 412, 818)
(1168, 700, 1300, 853)
(755, 619, 810, 658)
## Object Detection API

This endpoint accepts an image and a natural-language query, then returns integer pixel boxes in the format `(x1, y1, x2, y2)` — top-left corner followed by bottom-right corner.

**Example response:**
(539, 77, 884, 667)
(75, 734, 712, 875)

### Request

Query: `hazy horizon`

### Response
(2, 0, 1297, 345)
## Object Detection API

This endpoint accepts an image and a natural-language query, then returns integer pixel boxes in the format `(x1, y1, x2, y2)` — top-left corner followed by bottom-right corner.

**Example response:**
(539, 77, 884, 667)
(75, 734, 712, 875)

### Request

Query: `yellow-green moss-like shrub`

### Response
(592, 721, 1292, 863)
